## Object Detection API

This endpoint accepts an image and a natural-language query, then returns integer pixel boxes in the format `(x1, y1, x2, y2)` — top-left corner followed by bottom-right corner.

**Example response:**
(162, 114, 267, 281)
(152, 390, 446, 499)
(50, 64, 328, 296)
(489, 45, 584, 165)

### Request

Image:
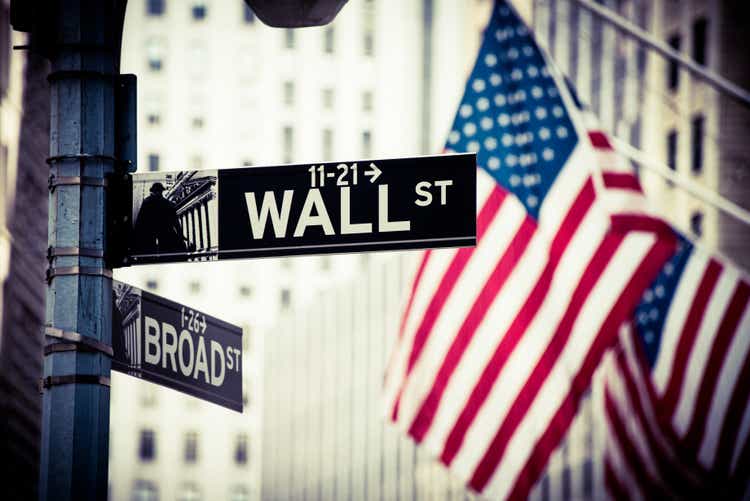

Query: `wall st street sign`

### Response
(112, 281, 243, 412)
(117, 153, 476, 265)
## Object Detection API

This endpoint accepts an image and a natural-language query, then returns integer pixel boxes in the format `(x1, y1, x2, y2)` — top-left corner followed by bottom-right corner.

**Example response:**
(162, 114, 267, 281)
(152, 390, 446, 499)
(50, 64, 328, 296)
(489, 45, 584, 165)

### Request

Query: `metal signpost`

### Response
(111, 281, 244, 412)
(115, 153, 477, 266)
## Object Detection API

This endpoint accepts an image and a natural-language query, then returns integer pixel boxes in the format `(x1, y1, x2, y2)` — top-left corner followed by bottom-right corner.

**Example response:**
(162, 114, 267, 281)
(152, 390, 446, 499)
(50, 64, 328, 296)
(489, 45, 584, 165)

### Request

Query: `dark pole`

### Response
(38, 0, 127, 499)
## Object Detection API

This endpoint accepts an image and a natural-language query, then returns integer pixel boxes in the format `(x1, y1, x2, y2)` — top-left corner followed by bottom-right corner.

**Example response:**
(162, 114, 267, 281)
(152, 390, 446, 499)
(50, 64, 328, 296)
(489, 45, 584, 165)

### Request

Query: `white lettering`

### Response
(226, 346, 235, 371)
(378, 184, 411, 232)
(435, 180, 453, 205)
(161, 321, 178, 371)
(178, 329, 195, 377)
(144, 316, 160, 365)
(193, 336, 210, 383)
(294, 188, 334, 237)
(340, 187, 372, 234)
(210, 340, 226, 387)
(415, 181, 432, 207)
(244, 190, 294, 239)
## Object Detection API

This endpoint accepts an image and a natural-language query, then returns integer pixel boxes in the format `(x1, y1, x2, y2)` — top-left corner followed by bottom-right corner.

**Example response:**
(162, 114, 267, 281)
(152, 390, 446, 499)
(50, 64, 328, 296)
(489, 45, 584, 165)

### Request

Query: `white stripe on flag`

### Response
(672, 267, 739, 437)
(699, 305, 750, 466)
(652, 251, 710, 395)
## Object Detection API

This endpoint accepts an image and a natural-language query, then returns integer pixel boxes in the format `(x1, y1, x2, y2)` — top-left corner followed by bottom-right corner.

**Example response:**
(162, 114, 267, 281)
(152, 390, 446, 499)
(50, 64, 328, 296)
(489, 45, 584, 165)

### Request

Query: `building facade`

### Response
(532, 0, 750, 271)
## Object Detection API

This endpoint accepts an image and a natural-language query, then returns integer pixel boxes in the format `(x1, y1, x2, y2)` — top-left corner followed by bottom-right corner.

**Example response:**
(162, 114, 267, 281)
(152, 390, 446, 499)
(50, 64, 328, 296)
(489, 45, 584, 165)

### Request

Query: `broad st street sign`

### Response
(118, 153, 476, 265)
(112, 280, 243, 412)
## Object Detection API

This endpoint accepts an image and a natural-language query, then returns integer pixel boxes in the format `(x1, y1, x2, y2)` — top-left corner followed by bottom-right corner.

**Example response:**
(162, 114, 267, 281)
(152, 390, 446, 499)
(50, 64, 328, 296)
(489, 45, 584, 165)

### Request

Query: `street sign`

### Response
(112, 280, 243, 412)
(118, 153, 476, 266)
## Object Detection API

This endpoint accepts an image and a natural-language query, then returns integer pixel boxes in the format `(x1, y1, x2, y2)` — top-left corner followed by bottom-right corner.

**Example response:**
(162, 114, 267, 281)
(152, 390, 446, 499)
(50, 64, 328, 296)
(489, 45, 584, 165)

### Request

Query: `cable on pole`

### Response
(571, 0, 750, 109)
(610, 136, 750, 228)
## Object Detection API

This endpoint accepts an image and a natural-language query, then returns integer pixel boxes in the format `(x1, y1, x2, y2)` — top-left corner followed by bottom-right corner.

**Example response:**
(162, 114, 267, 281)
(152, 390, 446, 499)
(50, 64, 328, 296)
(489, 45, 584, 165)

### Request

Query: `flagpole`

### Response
(610, 136, 750, 228)
(570, 0, 750, 109)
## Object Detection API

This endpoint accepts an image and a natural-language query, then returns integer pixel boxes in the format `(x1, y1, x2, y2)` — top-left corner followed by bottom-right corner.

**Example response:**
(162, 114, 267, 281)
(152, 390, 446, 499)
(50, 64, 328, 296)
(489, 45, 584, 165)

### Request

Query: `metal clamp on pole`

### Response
(47, 247, 105, 261)
(46, 153, 120, 165)
(40, 375, 111, 392)
(47, 69, 115, 83)
(48, 175, 109, 192)
(44, 326, 114, 357)
(45, 265, 113, 283)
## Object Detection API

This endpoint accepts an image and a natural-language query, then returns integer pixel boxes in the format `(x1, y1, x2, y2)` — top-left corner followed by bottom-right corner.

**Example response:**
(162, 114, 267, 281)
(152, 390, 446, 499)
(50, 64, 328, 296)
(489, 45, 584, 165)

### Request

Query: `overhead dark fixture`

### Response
(244, 0, 348, 28)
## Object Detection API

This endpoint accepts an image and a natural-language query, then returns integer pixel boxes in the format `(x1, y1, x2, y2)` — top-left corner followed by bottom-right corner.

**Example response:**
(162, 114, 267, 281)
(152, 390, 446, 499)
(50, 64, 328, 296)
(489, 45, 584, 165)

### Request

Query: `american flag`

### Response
(603, 232, 750, 499)
(383, 1, 674, 499)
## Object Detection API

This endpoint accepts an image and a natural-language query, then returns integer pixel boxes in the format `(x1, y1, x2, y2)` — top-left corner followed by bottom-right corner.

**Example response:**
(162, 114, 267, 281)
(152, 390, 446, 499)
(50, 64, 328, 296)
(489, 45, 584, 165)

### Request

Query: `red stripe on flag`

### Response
(604, 389, 667, 498)
(408, 216, 536, 441)
(439, 179, 596, 466)
(610, 214, 674, 236)
(391, 187, 505, 420)
(682, 280, 750, 453)
(602, 172, 642, 192)
(605, 456, 631, 501)
(613, 348, 702, 494)
(468, 231, 624, 492)
(660, 259, 723, 421)
(505, 236, 676, 500)
(589, 130, 613, 149)
(715, 302, 750, 475)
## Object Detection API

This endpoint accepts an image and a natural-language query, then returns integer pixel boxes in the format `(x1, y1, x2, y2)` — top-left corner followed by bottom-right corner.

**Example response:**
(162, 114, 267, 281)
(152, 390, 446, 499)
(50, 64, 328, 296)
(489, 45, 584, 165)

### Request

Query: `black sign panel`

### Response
(121, 153, 476, 265)
(112, 281, 243, 412)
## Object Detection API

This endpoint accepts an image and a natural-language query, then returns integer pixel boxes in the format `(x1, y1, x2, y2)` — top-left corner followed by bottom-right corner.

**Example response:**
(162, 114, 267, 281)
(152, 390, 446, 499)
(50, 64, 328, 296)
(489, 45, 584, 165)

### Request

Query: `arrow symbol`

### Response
(365, 162, 382, 183)
(201, 315, 207, 334)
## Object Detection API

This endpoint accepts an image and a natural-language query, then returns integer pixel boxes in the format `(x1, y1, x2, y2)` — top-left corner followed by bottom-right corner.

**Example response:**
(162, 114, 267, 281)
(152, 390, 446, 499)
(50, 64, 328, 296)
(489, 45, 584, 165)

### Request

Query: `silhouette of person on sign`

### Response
(132, 182, 188, 255)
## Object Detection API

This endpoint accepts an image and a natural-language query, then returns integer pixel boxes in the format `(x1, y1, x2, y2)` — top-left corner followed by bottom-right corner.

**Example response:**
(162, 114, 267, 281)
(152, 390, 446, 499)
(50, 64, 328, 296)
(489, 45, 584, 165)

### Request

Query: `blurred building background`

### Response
(533, 0, 750, 271)
(1, 0, 748, 500)
(0, 1, 50, 498)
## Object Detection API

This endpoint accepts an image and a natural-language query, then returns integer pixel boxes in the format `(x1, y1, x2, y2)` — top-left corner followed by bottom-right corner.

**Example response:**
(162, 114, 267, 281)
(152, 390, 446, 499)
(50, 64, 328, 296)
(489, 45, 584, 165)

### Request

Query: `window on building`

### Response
(363, 0, 375, 56)
(191, 1, 207, 21)
(322, 88, 334, 110)
(0, 5, 10, 97)
(362, 90, 373, 112)
(148, 154, 160, 172)
(235, 433, 248, 465)
(284, 29, 295, 49)
(692, 17, 708, 66)
(230, 485, 250, 501)
(187, 42, 208, 78)
(188, 281, 201, 294)
(243, 4, 255, 24)
(239, 285, 252, 298)
(242, 159, 253, 167)
(691, 210, 703, 238)
(140, 384, 157, 407)
(283, 81, 295, 106)
(667, 129, 678, 171)
(132, 480, 158, 501)
(282, 126, 294, 163)
(324, 26, 335, 53)
(322, 129, 333, 161)
(184, 431, 198, 463)
(190, 155, 203, 170)
(667, 34, 681, 91)
(146, 37, 165, 71)
(280, 288, 291, 308)
(320, 255, 331, 271)
(178, 483, 200, 501)
(145, 279, 158, 291)
(192, 116, 204, 129)
(147, 112, 160, 126)
(139, 429, 156, 461)
(362, 130, 372, 157)
(691, 115, 704, 174)
(146, 0, 165, 16)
